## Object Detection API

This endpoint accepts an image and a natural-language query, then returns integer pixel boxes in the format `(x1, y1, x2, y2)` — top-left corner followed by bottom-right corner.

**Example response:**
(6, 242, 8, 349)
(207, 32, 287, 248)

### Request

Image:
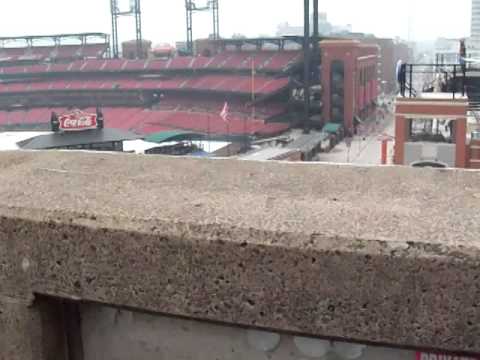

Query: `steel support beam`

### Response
(212, 0, 220, 40)
(135, 0, 143, 58)
(303, 0, 311, 133)
(186, 0, 194, 54)
(312, 0, 320, 83)
(110, 0, 119, 58)
(110, 0, 143, 59)
(185, 0, 220, 55)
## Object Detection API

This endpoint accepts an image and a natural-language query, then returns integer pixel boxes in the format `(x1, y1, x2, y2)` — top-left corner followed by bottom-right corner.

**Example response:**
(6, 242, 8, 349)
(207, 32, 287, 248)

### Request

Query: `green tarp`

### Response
(322, 122, 342, 134)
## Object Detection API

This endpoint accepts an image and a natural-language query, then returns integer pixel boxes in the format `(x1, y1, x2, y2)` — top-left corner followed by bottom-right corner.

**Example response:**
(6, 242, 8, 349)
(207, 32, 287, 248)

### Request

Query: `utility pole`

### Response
(303, 0, 311, 133)
(110, 0, 119, 58)
(312, 0, 320, 83)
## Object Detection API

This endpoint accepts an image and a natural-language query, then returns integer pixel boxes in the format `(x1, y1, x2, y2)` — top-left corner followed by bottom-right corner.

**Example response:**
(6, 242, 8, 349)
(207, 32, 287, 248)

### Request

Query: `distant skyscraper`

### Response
(472, 0, 480, 38)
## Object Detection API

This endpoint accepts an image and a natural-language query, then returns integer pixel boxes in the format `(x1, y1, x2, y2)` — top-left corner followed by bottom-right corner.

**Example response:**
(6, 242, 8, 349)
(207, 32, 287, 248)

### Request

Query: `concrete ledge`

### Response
(1, 151, 480, 353)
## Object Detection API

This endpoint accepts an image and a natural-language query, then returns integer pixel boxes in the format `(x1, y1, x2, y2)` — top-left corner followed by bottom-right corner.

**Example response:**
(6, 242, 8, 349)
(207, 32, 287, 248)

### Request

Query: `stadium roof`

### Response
(0, 33, 109, 46)
(215, 36, 336, 48)
(144, 130, 204, 144)
(18, 128, 139, 150)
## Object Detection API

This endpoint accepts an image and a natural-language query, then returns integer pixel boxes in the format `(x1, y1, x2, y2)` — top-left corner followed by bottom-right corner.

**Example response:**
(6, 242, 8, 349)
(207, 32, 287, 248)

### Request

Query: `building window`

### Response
(408, 118, 455, 143)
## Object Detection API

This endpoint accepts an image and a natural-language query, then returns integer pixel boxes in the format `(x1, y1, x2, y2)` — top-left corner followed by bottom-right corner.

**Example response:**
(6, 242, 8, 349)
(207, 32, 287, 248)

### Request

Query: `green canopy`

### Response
(144, 131, 204, 144)
(322, 122, 342, 134)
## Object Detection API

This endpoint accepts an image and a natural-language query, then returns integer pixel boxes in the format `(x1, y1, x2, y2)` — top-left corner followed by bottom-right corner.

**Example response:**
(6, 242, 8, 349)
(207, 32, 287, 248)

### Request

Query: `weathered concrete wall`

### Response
(1, 151, 480, 357)
(0, 297, 67, 360)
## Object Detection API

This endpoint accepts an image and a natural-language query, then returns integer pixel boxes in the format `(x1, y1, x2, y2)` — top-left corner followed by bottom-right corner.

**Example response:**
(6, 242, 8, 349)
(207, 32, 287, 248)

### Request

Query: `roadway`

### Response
(317, 106, 396, 165)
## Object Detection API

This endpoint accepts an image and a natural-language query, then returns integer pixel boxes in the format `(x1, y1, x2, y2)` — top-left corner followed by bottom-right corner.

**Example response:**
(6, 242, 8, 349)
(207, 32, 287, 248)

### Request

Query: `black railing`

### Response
(401, 64, 466, 99)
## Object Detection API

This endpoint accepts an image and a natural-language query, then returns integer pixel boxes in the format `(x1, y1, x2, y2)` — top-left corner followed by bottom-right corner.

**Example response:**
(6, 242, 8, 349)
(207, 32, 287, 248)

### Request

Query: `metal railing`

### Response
(401, 64, 466, 99)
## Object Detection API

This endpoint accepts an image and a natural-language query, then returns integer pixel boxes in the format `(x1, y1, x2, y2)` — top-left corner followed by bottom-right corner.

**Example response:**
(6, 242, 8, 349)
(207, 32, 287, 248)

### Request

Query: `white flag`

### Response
(220, 102, 229, 122)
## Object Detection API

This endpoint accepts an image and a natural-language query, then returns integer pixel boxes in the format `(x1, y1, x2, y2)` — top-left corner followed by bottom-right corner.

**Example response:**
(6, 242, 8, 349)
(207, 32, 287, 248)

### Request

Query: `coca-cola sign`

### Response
(59, 110, 98, 131)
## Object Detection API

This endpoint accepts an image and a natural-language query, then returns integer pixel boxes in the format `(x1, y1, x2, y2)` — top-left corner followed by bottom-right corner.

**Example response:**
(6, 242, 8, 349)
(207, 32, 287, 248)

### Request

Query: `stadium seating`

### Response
(141, 110, 290, 136)
(83, 44, 109, 58)
(243, 52, 273, 70)
(0, 107, 290, 137)
(0, 73, 290, 95)
(103, 59, 126, 71)
(49, 63, 72, 73)
(222, 52, 251, 69)
(52, 45, 81, 59)
(205, 52, 231, 69)
(0, 48, 296, 138)
(124, 60, 147, 71)
(82, 59, 106, 72)
(0, 44, 108, 63)
(146, 59, 169, 71)
(263, 51, 301, 71)
(190, 56, 212, 70)
(167, 57, 194, 70)
(0, 49, 301, 75)
(28, 64, 49, 74)
(2, 66, 26, 75)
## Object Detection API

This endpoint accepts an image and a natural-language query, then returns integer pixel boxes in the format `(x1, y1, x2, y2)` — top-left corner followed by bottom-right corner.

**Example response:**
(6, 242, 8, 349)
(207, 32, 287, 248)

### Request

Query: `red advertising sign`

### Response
(59, 110, 98, 131)
(416, 352, 479, 360)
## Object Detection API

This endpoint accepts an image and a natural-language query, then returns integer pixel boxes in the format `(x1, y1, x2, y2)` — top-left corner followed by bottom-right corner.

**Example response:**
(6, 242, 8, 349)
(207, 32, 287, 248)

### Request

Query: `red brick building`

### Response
(320, 40, 379, 132)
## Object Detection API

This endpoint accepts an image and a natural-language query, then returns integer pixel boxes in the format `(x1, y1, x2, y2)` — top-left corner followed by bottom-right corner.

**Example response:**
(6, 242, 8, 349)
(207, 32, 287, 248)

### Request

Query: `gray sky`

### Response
(0, 0, 471, 45)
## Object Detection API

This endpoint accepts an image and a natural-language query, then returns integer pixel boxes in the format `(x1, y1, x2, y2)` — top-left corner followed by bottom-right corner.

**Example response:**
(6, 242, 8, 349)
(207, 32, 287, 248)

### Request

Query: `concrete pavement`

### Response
(318, 113, 396, 165)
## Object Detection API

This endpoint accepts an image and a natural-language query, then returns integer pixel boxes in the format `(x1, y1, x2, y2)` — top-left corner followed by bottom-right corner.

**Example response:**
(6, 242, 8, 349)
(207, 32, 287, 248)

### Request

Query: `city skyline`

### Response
(0, 0, 472, 46)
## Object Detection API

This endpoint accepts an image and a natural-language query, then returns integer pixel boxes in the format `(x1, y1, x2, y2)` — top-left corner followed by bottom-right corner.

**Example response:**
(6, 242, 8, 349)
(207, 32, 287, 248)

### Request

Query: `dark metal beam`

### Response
(186, 0, 194, 54)
(135, 0, 143, 58)
(312, 0, 320, 83)
(303, 0, 311, 133)
(0, 32, 108, 41)
(212, 0, 220, 40)
(110, 0, 119, 58)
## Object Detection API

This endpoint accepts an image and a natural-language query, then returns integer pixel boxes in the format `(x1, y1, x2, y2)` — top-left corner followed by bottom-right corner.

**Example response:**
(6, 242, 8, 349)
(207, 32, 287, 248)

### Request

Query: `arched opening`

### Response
(411, 161, 448, 168)
(330, 60, 345, 125)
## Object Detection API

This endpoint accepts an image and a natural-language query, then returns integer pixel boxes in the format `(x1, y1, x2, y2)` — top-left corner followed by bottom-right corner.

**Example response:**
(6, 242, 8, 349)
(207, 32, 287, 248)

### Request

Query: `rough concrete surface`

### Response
(0, 151, 480, 354)
(0, 298, 59, 360)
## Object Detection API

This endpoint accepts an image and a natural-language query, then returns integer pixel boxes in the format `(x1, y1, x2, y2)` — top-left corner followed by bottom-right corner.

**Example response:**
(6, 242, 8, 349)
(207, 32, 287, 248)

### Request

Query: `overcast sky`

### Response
(0, 0, 472, 45)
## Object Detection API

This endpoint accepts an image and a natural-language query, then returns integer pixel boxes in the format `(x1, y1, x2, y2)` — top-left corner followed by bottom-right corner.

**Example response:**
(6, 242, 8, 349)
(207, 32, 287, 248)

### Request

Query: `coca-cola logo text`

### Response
(59, 111, 97, 131)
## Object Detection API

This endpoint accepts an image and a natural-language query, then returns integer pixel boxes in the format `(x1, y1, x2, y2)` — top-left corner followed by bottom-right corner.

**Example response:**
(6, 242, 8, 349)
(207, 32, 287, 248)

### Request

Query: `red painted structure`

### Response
(394, 95, 469, 168)
(0, 46, 298, 137)
(320, 40, 379, 132)
(0, 107, 289, 137)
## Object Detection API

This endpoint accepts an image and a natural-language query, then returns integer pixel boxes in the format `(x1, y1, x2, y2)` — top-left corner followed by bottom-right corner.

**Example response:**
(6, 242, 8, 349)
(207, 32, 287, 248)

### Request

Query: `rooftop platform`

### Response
(397, 92, 468, 102)
(396, 92, 469, 120)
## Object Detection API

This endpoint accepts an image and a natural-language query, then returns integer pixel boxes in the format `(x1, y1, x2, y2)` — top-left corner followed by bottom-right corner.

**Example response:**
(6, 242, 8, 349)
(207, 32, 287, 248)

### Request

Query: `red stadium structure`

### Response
(0, 33, 109, 64)
(0, 34, 410, 141)
(0, 37, 303, 139)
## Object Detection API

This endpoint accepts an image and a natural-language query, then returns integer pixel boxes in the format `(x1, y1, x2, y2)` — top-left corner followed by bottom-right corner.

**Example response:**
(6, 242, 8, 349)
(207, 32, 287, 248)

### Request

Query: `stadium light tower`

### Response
(303, 0, 319, 133)
(185, 0, 220, 55)
(110, 0, 143, 58)
(303, 0, 311, 133)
